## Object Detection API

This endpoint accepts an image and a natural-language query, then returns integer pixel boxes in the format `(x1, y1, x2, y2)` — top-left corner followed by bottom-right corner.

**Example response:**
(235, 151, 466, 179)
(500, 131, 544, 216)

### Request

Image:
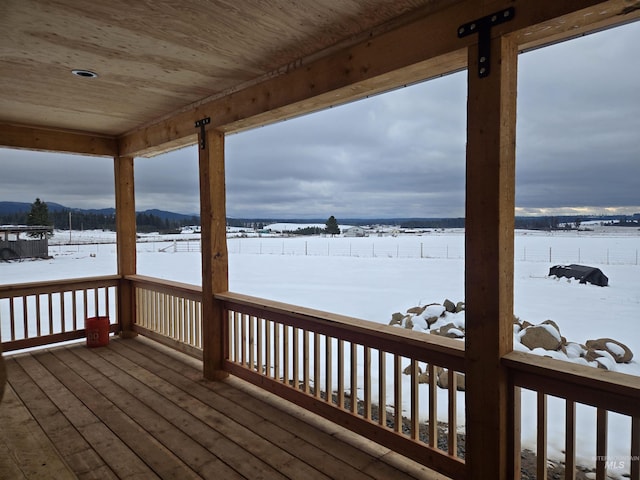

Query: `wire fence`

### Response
(155, 237, 640, 266)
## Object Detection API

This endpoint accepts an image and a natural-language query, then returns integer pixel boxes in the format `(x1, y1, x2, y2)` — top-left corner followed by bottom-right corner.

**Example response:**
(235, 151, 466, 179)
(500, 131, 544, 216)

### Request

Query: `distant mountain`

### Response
(0, 201, 197, 222)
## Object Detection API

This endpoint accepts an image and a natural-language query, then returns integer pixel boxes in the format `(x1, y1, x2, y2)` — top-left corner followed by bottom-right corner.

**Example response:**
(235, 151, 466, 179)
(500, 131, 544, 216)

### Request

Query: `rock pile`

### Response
(390, 299, 634, 382)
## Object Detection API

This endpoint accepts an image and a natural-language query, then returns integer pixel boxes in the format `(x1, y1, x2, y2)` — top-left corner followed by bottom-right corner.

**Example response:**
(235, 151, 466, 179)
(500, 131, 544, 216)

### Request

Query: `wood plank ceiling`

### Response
(1, 0, 456, 138)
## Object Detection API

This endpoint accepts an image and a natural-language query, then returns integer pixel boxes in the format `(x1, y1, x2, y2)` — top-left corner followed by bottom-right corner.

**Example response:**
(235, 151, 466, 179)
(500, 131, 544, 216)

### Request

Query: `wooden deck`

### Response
(1, 336, 449, 480)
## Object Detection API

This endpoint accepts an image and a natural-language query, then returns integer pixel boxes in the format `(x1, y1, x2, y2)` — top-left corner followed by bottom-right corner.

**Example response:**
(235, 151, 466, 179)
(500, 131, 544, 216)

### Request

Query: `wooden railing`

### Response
(215, 291, 467, 480)
(0, 276, 119, 352)
(504, 351, 640, 480)
(6, 274, 638, 480)
(127, 275, 203, 359)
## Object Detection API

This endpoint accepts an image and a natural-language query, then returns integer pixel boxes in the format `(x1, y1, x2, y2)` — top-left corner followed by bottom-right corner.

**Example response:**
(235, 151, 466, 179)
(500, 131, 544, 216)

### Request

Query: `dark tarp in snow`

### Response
(548, 264, 609, 287)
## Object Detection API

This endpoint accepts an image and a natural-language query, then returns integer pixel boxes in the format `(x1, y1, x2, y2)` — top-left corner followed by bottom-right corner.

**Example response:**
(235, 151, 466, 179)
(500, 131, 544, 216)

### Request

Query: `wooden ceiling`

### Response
(2, 0, 638, 157)
(1, 0, 454, 137)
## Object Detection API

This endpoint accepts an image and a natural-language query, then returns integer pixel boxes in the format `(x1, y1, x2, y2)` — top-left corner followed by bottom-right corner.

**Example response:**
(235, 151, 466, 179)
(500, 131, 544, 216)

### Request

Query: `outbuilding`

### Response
(0, 225, 52, 261)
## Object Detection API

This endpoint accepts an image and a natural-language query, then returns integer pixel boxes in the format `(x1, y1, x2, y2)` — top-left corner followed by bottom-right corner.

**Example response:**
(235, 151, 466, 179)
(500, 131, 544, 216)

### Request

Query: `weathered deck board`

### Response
(4, 337, 448, 480)
(0, 384, 77, 480)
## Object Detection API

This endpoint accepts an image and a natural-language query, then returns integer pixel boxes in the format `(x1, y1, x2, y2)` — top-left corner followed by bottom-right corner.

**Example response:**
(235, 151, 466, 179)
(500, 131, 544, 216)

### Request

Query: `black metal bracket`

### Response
(457, 7, 515, 78)
(195, 117, 211, 149)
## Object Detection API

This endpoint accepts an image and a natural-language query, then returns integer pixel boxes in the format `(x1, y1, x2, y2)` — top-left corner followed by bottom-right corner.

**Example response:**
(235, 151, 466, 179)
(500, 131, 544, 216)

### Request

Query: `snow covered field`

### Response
(2, 228, 639, 475)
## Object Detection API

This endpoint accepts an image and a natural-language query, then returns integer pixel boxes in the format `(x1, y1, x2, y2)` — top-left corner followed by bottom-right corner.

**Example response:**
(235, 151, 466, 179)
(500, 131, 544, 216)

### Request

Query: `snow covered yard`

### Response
(2, 228, 639, 476)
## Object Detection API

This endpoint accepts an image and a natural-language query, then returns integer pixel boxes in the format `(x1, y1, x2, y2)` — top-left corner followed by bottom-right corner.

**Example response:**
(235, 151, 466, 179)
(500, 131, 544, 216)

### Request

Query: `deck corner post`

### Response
(199, 128, 230, 380)
(464, 32, 517, 480)
(114, 155, 138, 338)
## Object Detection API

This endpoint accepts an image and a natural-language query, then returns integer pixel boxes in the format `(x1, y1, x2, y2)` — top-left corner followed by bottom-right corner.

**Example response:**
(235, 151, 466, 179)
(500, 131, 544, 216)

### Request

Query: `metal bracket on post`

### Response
(195, 117, 211, 149)
(457, 7, 514, 78)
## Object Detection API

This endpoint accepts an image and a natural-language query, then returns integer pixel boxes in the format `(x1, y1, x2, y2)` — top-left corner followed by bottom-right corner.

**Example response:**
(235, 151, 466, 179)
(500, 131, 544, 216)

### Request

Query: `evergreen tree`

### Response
(325, 215, 340, 235)
(26, 198, 52, 238)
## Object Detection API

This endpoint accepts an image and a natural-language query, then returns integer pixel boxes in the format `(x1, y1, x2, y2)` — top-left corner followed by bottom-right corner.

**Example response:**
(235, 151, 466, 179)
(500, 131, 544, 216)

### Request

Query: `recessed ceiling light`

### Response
(71, 69, 98, 78)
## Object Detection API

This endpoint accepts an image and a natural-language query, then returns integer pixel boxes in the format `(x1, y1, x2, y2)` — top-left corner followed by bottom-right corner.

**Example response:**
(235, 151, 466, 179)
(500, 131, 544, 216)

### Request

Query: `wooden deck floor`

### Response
(1, 336, 449, 480)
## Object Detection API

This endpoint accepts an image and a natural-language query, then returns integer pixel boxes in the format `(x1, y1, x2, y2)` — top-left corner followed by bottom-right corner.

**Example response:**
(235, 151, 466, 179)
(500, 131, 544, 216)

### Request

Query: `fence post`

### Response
(549, 246, 552, 263)
(420, 242, 423, 259)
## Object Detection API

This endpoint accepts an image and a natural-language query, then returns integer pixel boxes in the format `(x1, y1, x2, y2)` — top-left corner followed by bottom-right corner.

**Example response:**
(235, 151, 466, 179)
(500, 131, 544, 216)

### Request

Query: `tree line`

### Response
(1, 199, 196, 234)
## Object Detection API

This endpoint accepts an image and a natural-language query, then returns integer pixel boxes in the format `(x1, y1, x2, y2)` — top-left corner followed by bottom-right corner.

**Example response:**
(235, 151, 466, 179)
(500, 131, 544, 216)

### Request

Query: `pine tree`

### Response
(325, 215, 340, 235)
(26, 198, 52, 238)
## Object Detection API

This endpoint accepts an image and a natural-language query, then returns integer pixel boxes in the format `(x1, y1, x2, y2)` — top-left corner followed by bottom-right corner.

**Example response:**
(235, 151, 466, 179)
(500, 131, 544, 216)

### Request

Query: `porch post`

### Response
(114, 155, 137, 337)
(198, 128, 229, 380)
(464, 33, 517, 479)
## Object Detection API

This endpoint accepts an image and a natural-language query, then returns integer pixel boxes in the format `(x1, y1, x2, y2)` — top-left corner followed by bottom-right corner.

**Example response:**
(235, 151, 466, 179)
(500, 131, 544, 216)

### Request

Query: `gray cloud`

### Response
(1, 22, 638, 219)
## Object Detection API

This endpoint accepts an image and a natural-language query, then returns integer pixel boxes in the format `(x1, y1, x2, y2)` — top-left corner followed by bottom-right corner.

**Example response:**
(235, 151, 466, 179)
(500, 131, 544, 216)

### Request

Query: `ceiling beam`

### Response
(0, 123, 118, 157)
(118, 0, 639, 158)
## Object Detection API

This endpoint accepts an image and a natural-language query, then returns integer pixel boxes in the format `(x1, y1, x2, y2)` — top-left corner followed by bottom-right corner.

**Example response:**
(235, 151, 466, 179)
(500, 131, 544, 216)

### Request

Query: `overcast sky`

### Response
(2, 21, 639, 219)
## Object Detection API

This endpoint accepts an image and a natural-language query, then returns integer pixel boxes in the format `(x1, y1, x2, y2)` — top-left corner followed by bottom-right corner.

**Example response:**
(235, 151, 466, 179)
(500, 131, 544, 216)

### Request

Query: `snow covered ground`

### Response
(2, 228, 639, 475)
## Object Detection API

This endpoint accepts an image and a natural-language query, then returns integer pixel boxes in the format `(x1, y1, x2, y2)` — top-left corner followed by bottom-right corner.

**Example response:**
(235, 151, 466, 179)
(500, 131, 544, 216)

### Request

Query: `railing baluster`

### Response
(93, 287, 99, 317)
(60, 291, 66, 333)
(9, 297, 16, 340)
(293, 327, 300, 390)
(35, 294, 41, 337)
(325, 335, 332, 404)
(105, 287, 110, 320)
(448, 368, 457, 456)
(631, 415, 639, 480)
(256, 316, 263, 374)
(303, 329, 310, 393)
(72, 290, 78, 331)
(196, 300, 202, 349)
(248, 314, 255, 371)
(265, 319, 272, 379)
(378, 350, 386, 427)
(273, 322, 280, 380)
(411, 359, 419, 440)
(283, 324, 289, 386)
(241, 313, 247, 367)
(565, 400, 576, 480)
(351, 342, 358, 414)
(22, 295, 28, 338)
(47, 292, 53, 335)
(82, 289, 88, 324)
(537, 391, 548, 480)
(511, 386, 522, 480)
(313, 332, 320, 398)
(233, 311, 240, 363)
(596, 408, 608, 480)
(364, 346, 371, 420)
(337, 339, 344, 408)
(394, 354, 402, 434)
(428, 363, 437, 447)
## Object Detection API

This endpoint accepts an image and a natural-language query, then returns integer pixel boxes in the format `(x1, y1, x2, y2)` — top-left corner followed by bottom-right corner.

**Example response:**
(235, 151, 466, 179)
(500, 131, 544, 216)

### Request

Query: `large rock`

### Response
(520, 323, 562, 351)
(431, 322, 465, 339)
(403, 363, 423, 375)
(443, 299, 456, 313)
(436, 368, 466, 391)
(389, 312, 406, 326)
(407, 305, 427, 315)
(585, 338, 633, 363)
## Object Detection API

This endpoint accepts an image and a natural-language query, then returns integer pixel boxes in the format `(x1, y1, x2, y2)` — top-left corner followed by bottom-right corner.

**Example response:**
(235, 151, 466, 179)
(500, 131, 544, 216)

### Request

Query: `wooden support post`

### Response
(464, 33, 517, 480)
(199, 128, 229, 380)
(114, 155, 137, 337)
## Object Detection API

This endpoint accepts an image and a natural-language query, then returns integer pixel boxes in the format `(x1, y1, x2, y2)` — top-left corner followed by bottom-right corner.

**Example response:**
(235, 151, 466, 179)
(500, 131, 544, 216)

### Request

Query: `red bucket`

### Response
(86, 316, 110, 347)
